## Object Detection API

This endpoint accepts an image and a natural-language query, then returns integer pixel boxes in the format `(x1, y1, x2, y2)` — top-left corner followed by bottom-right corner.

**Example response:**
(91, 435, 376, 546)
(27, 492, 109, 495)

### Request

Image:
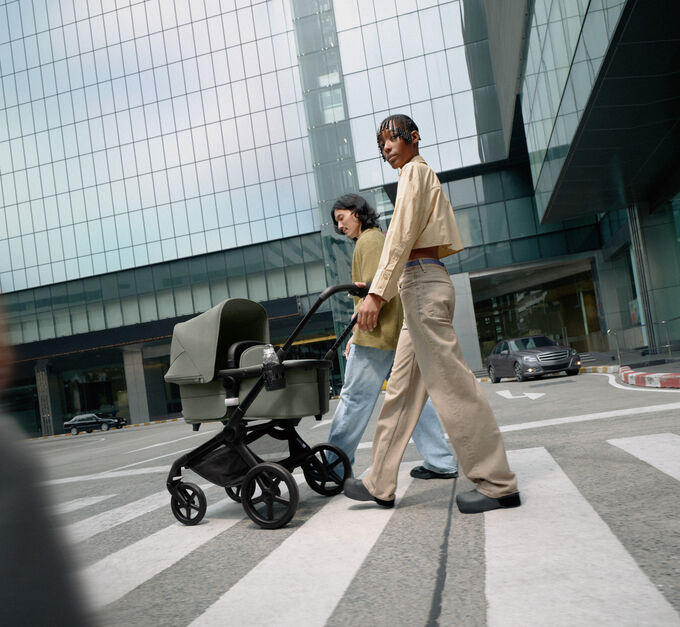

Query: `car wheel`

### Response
(566, 369, 579, 376)
(70, 427, 78, 436)
(488, 365, 500, 384)
(514, 362, 525, 382)
(101, 422, 109, 432)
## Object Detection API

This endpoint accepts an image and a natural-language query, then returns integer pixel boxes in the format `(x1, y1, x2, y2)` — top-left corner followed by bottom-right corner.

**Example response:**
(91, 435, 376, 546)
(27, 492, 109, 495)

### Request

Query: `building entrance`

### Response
(472, 258, 604, 361)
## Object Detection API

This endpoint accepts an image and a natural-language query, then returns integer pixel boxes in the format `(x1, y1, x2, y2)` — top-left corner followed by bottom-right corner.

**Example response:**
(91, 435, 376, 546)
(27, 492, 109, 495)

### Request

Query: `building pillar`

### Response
(451, 273, 483, 371)
(34, 360, 54, 436)
(628, 204, 656, 349)
(122, 344, 150, 424)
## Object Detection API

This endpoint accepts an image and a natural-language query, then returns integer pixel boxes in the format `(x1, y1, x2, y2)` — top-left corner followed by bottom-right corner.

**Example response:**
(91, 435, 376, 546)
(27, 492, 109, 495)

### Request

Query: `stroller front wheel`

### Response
(242, 462, 299, 529)
(302, 444, 351, 496)
(170, 482, 207, 526)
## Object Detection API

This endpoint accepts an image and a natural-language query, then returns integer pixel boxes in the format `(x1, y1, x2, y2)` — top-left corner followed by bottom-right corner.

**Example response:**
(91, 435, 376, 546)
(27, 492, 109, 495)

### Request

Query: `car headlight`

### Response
(522, 355, 538, 363)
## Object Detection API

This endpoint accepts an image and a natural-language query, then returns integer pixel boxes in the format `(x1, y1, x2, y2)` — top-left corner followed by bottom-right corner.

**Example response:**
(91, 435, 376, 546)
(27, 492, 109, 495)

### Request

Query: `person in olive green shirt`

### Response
(327, 193, 457, 479)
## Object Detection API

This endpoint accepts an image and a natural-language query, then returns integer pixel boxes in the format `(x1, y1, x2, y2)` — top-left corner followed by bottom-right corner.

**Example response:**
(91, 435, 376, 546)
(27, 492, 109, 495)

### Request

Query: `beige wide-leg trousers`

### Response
(363, 262, 518, 501)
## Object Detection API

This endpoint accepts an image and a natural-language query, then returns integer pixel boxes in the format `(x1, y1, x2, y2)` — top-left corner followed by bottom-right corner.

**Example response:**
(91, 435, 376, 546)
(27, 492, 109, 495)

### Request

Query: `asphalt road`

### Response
(23, 372, 680, 626)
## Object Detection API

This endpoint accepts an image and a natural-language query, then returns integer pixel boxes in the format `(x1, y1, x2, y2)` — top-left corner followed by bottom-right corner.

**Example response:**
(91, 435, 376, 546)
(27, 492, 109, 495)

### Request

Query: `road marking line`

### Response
(500, 401, 680, 432)
(127, 428, 220, 453)
(486, 447, 679, 626)
(496, 390, 545, 400)
(43, 466, 171, 485)
(52, 495, 116, 515)
(63, 484, 218, 544)
(190, 465, 417, 627)
(81, 498, 243, 609)
(608, 433, 680, 481)
(64, 490, 173, 544)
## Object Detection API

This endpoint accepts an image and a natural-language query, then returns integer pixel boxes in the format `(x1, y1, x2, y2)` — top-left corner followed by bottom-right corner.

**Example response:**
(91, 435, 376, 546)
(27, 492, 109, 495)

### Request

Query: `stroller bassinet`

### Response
(164, 283, 365, 529)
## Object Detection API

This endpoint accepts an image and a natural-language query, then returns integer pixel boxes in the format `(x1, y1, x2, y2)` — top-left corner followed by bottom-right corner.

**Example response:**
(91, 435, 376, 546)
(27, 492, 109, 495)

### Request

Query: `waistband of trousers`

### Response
(404, 258, 445, 269)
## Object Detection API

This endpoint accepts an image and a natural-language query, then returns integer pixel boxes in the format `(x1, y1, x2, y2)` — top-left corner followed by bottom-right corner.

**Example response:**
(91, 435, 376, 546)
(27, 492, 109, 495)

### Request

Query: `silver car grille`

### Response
(537, 350, 569, 363)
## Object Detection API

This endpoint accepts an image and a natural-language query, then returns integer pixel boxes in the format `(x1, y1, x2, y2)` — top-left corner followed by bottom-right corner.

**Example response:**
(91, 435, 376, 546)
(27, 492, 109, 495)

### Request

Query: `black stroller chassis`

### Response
(164, 283, 365, 529)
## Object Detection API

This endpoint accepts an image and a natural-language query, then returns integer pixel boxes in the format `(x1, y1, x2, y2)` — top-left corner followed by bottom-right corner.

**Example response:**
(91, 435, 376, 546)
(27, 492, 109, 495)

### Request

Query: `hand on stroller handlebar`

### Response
(319, 282, 370, 299)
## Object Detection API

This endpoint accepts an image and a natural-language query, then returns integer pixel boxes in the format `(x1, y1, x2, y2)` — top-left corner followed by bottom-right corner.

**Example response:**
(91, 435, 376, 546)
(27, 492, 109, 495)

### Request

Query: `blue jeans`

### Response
(327, 343, 457, 473)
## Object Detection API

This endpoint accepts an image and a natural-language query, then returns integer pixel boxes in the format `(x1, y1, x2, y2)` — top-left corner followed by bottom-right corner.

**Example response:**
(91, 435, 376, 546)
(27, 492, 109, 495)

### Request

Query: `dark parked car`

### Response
(485, 335, 581, 383)
(63, 412, 127, 435)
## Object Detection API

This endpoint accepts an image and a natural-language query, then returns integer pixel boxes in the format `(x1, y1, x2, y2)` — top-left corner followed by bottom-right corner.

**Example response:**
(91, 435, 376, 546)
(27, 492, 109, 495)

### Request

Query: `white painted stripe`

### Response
(127, 428, 220, 453)
(52, 495, 116, 515)
(311, 418, 332, 429)
(64, 490, 175, 544)
(485, 447, 679, 626)
(191, 465, 417, 627)
(500, 401, 680, 432)
(81, 498, 243, 609)
(44, 466, 170, 485)
(608, 433, 680, 481)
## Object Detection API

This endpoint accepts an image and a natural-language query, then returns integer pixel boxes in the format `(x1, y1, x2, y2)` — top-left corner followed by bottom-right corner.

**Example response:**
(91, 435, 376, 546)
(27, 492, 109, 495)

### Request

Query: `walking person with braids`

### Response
(328, 193, 458, 481)
(343, 114, 520, 513)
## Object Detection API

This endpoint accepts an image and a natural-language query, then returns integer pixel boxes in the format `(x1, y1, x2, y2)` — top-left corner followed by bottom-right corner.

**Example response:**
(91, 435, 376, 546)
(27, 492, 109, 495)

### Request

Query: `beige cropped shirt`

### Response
(369, 155, 464, 302)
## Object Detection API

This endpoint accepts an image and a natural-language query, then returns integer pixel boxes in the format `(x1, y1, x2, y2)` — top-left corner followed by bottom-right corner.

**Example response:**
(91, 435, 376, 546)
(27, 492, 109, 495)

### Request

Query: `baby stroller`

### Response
(164, 283, 365, 529)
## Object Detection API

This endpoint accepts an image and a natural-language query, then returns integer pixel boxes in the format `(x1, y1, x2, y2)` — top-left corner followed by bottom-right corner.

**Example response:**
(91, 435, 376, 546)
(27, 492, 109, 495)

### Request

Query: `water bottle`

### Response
(262, 344, 285, 391)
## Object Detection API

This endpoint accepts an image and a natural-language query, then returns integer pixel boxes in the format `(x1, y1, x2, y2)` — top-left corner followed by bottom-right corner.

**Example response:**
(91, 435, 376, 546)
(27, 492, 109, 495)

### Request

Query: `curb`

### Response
(30, 418, 181, 441)
(618, 366, 680, 389)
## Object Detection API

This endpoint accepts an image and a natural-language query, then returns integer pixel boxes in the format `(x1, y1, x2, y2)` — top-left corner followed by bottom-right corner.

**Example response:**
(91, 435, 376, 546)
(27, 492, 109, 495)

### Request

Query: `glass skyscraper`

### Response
(1, 0, 678, 436)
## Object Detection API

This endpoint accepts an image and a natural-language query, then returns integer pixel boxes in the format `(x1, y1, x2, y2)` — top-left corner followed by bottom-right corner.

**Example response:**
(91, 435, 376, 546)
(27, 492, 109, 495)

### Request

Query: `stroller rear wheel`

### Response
(170, 482, 207, 526)
(302, 444, 351, 496)
(224, 482, 255, 503)
(225, 485, 242, 503)
(242, 462, 299, 529)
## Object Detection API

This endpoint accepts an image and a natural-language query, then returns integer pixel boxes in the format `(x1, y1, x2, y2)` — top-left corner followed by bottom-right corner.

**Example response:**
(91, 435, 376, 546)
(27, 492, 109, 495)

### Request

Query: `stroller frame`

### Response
(165, 283, 364, 529)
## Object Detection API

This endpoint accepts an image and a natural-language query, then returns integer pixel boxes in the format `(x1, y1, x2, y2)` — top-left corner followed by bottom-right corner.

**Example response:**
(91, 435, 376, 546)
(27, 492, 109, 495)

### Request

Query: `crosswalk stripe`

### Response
(65, 490, 176, 544)
(52, 495, 115, 515)
(81, 498, 243, 609)
(190, 466, 416, 627)
(485, 447, 679, 626)
(44, 466, 170, 485)
(82, 474, 309, 608)
(608, 433, 680, 481)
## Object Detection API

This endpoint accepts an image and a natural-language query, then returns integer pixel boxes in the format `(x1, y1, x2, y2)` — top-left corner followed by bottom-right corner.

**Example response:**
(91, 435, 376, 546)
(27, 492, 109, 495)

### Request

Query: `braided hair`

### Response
(376, 114, 420, 161)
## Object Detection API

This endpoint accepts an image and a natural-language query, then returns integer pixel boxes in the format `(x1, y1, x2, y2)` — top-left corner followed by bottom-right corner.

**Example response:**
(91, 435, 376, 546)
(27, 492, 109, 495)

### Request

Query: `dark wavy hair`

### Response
(330, 193, 380, 237)
(376, 114, 420, 161)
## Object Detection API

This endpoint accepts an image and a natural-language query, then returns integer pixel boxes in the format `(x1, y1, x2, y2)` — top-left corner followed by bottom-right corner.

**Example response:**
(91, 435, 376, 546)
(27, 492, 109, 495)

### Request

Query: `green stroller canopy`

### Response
(165, 298, 269, 385)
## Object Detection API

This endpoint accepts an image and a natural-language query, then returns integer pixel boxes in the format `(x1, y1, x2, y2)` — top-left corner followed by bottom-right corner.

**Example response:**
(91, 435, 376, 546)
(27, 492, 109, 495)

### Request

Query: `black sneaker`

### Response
(410, 466, 458, 480)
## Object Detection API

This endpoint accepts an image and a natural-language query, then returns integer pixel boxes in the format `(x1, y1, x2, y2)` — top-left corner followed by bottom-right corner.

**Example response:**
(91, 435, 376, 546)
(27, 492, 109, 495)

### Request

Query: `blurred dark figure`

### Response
(0, 307, 92, 626)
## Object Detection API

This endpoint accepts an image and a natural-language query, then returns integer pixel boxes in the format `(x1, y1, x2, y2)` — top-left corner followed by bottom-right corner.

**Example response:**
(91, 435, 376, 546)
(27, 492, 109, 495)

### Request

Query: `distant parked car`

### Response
(485, 335, 581, 383)
(63, 412, 127, 435)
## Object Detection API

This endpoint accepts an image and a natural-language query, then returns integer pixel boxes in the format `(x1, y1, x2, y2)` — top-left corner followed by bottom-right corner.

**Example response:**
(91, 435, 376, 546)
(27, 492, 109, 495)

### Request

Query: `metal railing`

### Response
(607, 315, 680, 367)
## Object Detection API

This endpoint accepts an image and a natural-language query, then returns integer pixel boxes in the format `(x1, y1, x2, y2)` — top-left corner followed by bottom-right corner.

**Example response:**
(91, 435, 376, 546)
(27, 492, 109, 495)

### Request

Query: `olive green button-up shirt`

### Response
(352, 228, 403, 351)
(369, 155, 464, 303)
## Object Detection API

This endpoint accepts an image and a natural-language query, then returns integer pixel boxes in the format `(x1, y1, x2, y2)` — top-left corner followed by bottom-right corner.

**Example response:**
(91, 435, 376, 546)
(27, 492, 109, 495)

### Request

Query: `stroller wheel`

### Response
(225, 485, 242, 503)
(302, 444, 351, 496)
(224, 483, 255, 503)
(170, 482, 207, 526)
(242, 462, 299, 529)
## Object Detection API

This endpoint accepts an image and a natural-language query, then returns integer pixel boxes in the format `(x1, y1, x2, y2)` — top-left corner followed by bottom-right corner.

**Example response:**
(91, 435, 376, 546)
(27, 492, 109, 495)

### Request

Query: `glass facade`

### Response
(2, 233, 327, 344)
(0, 0, 319, 292)
(334, 0, 505, 191)
(520, 0, 627, 219)
(2, 0, 676, 436)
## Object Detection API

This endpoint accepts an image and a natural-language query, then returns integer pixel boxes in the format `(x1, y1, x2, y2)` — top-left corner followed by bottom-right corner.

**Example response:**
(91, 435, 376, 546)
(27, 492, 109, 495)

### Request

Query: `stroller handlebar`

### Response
(319, 282, 370, 300)
(277, 283, 370, 360)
